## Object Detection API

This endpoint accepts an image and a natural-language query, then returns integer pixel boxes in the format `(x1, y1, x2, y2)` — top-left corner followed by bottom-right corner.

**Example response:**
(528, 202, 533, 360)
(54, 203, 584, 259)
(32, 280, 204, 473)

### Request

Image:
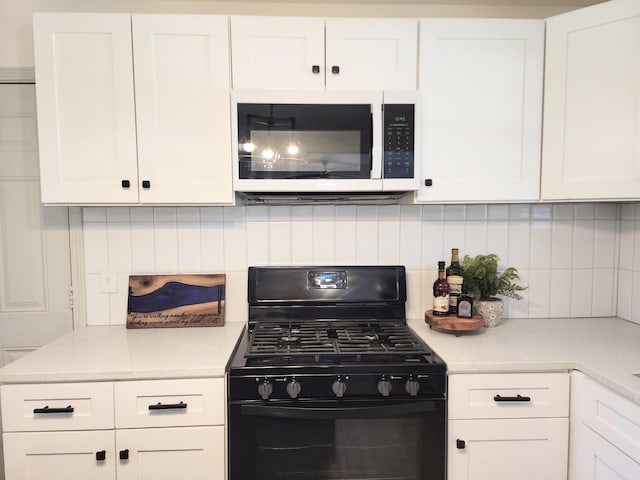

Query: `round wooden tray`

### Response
(425, 310, 484, 334)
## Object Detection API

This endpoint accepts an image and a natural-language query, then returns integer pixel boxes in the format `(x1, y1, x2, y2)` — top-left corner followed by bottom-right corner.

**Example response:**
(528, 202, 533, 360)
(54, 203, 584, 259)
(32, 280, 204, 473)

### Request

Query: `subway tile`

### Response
(617, 269, 632, 321)
(269, 221, 292, 264)
(531, 204, 553, 220)
(153, 207, 177, 222)
(313, 219, 335, 264)
(422, 205, 443, 221)
(154, 222, 179, 272)
(574, 203, 596, 220)
(444, 205, 465, 221)
(572, 220, 595, 269)
(486, 220, 509, 264)
(223, 205, 245, 222)
(571, 269, 594, 317)
(177, 207, 200, 222)
(269, 206, 291, 222)
(85, 274, 111, 326)
(130, 222, 155, 273)
(334, 214, 357, 265)
(421, 221, 444, 269)
(596, 203, 618, 220)
(619, 220, 635, 270)
(356, 216, 378, 265)
(465, 204, 487, 221)
(201, 223, 225, 272)
(400, 217, 422, 269)
(378, 208, 400, 265)
(106, 207, 130, 222)
(246, 220, 269, 266)
(201, 207, 224, 222)
(594, 220, 617, 269)
(551, 221, 573, 269)
(292, 205, 314, 220)
(553, 204, 574, 220)
(591, 268, 616, 317)
(487, 204, 508, 220)
(246, 205, 269, 221)
(527, 269, 551, 318)
(405, 270, 423, 319)
(620, 203, 636, 220)
(549, 269, 572, 317)
(106, 221, 132, 273)
(223, 222, 247, 271)
(530, 221, 552, 269)
(314, 205, 336, 221)
(110, 274, 131, 325)
(83, 221, 109, 274)
(463, 221, 488, 258)
(291, 218, 314, 265)
(400, 205, 421, 221)
(177, 221, 202, 272)
(130, 207, 154, 222)
(632, 272, 640, 325)
(509, 204, 531, 220)
(443, 222, 465, 258)
(508, 221, 531, 269)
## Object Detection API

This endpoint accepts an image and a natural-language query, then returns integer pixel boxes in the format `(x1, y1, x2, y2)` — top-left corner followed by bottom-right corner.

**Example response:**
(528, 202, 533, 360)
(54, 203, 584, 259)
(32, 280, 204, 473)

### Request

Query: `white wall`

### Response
(0, 0, 581, 68)
(82, 202, 629, 326)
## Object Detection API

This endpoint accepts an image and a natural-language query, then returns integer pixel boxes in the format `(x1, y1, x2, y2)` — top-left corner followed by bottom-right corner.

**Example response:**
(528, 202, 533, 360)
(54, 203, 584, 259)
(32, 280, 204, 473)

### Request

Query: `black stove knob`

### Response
(406, 377, 420, 396)
(332, 379, 347, 398)
(377, 378, 392, 397)
(257, 380, 273, 400)
(286, 379, 302, 399)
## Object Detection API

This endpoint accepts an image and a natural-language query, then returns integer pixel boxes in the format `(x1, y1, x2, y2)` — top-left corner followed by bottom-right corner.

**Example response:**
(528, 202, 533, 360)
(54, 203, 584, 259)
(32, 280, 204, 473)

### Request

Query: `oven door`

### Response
(232, 90, 384, 193)
(228, 398, 445, 480)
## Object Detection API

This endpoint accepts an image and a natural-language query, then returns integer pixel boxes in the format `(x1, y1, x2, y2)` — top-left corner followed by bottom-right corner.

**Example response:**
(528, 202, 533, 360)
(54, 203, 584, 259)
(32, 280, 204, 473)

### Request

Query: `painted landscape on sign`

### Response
(127, 274, 225, 329)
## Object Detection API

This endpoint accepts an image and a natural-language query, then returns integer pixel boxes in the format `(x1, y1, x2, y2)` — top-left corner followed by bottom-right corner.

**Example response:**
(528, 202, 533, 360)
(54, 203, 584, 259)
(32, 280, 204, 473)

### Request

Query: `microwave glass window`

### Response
(237, 103, 372, 179)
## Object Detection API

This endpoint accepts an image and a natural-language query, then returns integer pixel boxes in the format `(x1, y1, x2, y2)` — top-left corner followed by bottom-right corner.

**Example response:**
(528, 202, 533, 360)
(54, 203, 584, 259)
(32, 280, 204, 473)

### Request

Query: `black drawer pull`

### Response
(148, 401, 187, 411)
(142, 180, 151, 189)
(33, 405, 74, 414)
(456, 439, 466, 449)
(494, 394, 531, 402)
(312, 65, 320, 74)
(121, 179, 130, 188)
(96, 450, 106, 461)
(331, 65, 340, 74)
(119, 449, 129, 460)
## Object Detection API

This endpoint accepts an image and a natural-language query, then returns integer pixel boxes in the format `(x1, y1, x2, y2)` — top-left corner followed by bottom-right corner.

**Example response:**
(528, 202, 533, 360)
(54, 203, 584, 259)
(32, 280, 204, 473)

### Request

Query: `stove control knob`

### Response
(332, 379, 347, 398)
(405, 377, 420, 396)
(286, 379, 302, 399)
(257, 380, 273, 400)
(377, 378, 392, 397)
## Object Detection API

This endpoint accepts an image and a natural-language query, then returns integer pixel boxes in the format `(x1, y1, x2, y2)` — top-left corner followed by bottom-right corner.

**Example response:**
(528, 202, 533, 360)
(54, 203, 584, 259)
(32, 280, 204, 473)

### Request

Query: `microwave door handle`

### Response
(370, 106, 382, 180)
(240, 400, 437, 420)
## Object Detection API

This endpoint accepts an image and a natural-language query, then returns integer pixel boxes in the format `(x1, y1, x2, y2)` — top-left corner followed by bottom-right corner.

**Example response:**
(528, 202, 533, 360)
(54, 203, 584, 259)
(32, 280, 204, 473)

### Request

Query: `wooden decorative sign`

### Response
(127, 274, 225, 329)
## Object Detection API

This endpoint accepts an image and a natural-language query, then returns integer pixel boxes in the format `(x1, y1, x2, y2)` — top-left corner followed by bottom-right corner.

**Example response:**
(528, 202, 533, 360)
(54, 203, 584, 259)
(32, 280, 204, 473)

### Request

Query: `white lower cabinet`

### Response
(1, 378, 225, 480)
(570, 371, 640, 480)
(448, 373, 570, 480)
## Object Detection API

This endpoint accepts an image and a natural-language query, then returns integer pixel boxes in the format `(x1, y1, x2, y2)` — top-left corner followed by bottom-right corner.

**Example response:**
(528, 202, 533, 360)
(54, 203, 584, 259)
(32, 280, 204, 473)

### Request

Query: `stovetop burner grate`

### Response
(246, 320, 429, 358)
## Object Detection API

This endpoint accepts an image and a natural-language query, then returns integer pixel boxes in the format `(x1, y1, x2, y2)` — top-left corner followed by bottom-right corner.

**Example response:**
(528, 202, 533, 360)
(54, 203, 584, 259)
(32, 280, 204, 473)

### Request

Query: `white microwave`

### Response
(231, 90, 420, 195)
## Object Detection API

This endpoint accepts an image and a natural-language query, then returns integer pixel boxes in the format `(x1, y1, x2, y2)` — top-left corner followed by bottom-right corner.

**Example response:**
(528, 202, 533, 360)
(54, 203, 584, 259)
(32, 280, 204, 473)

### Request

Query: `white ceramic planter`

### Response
(476, 298, 504, 327)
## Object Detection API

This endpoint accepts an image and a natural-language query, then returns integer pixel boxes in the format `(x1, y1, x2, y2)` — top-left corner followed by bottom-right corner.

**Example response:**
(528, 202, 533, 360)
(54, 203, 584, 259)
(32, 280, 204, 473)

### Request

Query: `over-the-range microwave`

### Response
(231, 90, 420, 198)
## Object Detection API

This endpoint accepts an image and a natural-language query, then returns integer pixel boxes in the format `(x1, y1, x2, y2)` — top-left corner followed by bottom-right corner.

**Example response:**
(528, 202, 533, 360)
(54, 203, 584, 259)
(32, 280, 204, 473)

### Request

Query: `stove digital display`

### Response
(308, 271, 347, 289)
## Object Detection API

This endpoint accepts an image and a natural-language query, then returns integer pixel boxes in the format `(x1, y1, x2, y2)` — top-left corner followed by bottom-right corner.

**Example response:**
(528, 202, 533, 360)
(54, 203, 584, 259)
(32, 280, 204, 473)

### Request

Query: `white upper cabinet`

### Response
(541, 0, 640, 201)
(34, 13, 138, 204)
(33, 13, 234, 205)
(231, 16, 417, 91)
(416, 19, 544, 203)
(132, 15, 233, 204)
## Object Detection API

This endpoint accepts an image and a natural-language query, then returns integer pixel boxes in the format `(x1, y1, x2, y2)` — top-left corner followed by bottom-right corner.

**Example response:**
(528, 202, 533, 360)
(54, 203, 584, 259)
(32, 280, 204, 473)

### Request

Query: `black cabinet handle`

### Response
(121, 180, 130, 188)
(142, 180, 151, 189)
(494, 394, 531, 402)
(119, 449, 129, 460)
(33, 405, 74, 414)
(96, 450, 106, 461)
(424, 179, 433, 187)
(148, 401, 187, 411)
(312, 65, 320, 74)
(331, 65, 340, 74)
(456, 439, 466, 449)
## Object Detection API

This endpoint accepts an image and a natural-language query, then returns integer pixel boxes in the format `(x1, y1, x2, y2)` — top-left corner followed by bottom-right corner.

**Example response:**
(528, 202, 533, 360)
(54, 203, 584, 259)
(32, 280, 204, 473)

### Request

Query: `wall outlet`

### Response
(99, 268, 118, 293)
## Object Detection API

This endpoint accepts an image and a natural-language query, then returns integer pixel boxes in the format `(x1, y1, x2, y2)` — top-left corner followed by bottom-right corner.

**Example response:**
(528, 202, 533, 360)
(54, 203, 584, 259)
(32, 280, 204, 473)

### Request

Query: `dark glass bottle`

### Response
(457, 284, 474, 318)
(446, 248, 464, 314)
(432, 261, 450, 316)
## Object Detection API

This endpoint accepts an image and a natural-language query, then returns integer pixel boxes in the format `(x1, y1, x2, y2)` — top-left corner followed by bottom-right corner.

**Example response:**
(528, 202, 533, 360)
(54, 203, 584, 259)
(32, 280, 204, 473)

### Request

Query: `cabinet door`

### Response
(325, 18, 417, 90)
(542, 0, 640, 200)
(33, 13, 139, 204)
(132, 15, 233, 204)
(417, 19, 544, 203)
(3, 430, 115, 480)
(448, 418, 568, 480)
(116, 426, 224, 480)
(230, 16, 325, 90)
(572, 422, 640, 480)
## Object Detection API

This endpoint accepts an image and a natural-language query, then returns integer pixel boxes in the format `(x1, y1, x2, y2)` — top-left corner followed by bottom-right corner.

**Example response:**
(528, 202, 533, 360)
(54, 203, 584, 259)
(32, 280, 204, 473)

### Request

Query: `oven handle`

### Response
(240, 400, 437, 420)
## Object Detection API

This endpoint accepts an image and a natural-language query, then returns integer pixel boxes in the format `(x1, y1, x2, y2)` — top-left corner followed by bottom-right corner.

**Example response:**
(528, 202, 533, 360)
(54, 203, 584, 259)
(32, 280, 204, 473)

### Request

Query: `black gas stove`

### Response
(227, 266, 446, 401)
(227, 266, 447, 480)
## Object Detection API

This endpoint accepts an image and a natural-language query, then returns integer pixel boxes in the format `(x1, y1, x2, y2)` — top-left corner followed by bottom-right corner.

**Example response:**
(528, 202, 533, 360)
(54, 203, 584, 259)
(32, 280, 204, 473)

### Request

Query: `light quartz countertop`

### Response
(407, 316, 640, 405)
(0, 322, 245, 383)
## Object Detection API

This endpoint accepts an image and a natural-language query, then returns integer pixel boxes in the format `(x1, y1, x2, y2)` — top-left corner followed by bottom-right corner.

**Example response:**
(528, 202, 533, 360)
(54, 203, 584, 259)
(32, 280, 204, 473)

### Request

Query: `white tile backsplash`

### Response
(82, 202, 638, 326)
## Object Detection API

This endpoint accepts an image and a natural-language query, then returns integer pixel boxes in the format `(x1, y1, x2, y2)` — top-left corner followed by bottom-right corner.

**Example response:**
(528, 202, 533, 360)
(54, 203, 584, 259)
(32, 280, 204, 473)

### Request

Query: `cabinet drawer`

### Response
(1, 382, 114, 432)
(572, 371, 640, 464)
(449, 373, 569, 419)
(114, 378, 224, 428)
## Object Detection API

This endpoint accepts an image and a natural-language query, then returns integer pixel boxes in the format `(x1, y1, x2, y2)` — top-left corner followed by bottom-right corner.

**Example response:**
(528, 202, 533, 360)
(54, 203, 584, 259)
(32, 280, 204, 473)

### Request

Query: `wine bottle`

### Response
(432, 261, 450, 316)
(446, 248, 464, 314)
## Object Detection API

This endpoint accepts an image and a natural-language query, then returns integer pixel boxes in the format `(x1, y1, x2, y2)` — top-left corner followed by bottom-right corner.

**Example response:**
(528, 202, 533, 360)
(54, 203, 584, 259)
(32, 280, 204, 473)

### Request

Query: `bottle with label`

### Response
(457, 284, 474, 318)
(432, 261, 450, 316)
(446, 248, 464, 314)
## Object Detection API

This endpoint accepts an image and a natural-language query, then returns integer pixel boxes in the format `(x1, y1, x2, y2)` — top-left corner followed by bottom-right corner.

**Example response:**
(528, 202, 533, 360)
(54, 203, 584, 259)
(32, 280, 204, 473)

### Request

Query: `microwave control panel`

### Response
(383, 104, 415, 179)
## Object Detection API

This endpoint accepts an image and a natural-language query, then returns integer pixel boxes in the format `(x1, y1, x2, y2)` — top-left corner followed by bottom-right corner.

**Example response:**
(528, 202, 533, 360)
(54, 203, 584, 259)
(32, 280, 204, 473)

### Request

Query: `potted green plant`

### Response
(461, 253, 525, 327)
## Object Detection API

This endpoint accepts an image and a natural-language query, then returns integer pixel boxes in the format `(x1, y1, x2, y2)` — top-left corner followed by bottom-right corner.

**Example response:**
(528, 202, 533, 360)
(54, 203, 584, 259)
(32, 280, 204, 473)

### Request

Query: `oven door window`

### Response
(228, 399, 445, 480)
(236, 103, 373, 180)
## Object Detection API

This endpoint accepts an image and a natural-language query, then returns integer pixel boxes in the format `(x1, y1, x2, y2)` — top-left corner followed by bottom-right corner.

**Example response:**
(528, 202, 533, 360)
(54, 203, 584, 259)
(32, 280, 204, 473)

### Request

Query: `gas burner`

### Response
(279, 335, 299, 344)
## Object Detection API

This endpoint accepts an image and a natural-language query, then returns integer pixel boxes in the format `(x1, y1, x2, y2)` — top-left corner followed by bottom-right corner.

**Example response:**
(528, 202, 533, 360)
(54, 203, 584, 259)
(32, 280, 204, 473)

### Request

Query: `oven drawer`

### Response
(1, 382, 114, 432)
(114, 378, 224, 428)
(448, 373, 570, 419)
